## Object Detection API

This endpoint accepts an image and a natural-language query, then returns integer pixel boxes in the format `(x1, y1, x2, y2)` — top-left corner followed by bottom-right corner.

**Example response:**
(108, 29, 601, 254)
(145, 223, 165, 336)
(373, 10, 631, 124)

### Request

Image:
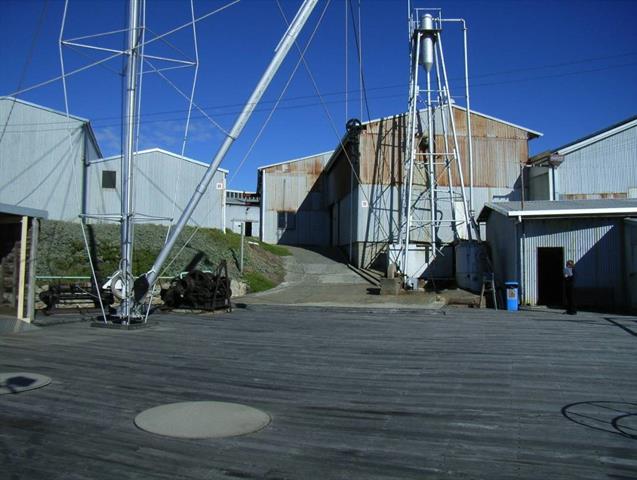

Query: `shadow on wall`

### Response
(360, 115, 403, 270)
(532, 222, 623, 311)
(276, 169, 330, 248)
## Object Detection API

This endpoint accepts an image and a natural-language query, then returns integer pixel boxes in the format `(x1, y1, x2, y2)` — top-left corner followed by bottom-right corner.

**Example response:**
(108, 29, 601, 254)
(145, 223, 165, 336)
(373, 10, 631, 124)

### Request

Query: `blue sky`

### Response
(2, 0, 636, 191)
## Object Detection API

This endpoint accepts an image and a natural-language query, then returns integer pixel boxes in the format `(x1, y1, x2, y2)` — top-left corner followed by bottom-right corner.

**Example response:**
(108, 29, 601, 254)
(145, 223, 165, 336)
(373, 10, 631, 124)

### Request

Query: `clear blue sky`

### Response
(2, 0, 636, 192)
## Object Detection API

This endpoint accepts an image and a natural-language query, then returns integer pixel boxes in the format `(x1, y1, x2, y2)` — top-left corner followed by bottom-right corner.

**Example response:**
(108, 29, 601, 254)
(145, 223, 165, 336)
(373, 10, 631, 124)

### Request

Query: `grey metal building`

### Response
(478, 199, 637, 311)
(258, 106, 540, 273)
(528, 116, 637, 200)
(0, 97, 102, 221)
(87, 148, 227, 230)
(226, 190, 260, 237)
(258, 151, 333, 245)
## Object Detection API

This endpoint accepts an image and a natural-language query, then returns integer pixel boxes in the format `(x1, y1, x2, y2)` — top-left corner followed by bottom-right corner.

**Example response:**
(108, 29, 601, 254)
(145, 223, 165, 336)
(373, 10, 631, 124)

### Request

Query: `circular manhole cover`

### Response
(134, 401, 271, 439)
(0, 372, 51, 395)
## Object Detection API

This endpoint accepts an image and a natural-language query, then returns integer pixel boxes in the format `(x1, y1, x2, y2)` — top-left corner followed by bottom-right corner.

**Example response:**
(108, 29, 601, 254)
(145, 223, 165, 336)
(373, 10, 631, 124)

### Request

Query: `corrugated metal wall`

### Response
(484, 212, 519, 290)
(625, 219, 637, 312)
(0, 99, 99, 221)
(520, 218, 625, 307)
(260, 152, 332, 245)
(557, 125, 637, 199)
(87, 149, 225, 229)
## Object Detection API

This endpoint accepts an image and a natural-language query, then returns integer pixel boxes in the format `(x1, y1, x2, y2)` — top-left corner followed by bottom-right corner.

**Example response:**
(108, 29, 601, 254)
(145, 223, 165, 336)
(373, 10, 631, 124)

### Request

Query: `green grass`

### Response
(260, 242, 291, 256)
(243, 271, 276, 293)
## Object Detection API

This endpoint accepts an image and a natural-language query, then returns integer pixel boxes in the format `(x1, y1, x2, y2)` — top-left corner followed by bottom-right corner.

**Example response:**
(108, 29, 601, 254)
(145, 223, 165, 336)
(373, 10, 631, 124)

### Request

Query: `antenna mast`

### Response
(118, 0, 143, 321)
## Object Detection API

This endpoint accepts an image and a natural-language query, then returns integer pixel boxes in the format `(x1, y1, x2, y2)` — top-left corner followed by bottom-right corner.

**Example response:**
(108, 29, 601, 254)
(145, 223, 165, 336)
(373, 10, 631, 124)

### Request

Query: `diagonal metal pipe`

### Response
(142, 0, 318, 290)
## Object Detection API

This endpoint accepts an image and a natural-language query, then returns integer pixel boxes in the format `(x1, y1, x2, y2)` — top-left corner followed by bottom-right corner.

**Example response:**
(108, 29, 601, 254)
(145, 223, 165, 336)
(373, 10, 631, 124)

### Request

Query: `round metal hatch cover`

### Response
(134, 401, 271, 439)
(0, 372, 52, 395)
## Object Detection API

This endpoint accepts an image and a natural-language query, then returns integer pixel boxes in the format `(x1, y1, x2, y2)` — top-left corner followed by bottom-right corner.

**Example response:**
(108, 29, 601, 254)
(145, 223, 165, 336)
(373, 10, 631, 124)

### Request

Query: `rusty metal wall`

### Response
(358, 108, 530, 189)
(260, 152, 332, 245)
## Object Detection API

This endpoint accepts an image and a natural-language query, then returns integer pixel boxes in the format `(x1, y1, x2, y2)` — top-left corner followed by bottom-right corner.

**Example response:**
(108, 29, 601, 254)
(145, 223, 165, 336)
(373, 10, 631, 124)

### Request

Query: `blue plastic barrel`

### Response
(505, 281, 519, 311)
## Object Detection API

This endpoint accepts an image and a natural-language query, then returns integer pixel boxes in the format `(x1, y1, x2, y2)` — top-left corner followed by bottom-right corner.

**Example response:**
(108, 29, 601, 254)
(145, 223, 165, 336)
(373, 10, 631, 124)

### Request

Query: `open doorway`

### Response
(537, 247, 564, 306)
(245, 222, 252, 237)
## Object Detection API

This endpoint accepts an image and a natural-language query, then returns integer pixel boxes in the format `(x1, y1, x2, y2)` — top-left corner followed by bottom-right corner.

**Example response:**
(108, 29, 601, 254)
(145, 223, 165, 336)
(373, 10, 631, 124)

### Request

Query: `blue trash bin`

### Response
(505, 281, 519, 311)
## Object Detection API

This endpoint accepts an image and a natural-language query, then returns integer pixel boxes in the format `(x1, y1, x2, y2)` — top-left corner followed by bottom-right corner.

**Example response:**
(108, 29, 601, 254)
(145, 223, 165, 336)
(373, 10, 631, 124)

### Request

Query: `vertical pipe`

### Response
(436, 36, 472, 242)
(26, 218, 39, 322)
(402, 31, 421, 284)
(120, 0, 141, 320)
(426, 71, 435, 256)
(462, 22, 474, 219)
(240, 221, 244, 272)
(146, 0, 318, 288)
(17, 216, 29, 320)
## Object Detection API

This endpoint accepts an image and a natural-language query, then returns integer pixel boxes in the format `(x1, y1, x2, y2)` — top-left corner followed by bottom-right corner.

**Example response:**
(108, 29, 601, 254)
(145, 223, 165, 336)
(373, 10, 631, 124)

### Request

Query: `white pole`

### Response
(240, 221, 244, 273)
(120, 0, 141, 321)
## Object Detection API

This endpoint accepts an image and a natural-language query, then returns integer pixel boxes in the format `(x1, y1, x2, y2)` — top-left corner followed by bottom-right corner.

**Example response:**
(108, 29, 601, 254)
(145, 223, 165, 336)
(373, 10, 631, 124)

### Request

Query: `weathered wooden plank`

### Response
(0, 307, 636, 479)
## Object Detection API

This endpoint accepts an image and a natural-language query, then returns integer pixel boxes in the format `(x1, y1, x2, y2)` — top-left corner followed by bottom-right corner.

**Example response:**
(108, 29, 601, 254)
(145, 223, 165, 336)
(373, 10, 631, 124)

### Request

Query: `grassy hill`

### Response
(37, 220, 289, 293)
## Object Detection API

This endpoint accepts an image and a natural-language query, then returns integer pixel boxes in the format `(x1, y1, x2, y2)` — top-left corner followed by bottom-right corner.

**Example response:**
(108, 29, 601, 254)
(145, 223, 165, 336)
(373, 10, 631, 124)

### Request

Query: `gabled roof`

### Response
(0, 96, 89, 123)
(95, 147, 229, 174)
(478, 199, 637, 222)
(529, 115, 637, 163)
(361, 104, 543, 138)
(257, 150, 333, 171)
(0, 96, 103, 158)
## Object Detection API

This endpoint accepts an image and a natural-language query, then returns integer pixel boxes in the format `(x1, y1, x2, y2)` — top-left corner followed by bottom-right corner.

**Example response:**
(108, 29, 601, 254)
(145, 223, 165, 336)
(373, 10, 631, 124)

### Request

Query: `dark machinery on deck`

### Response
(160, 260, 232, 312)
(39, 279, 114, 314)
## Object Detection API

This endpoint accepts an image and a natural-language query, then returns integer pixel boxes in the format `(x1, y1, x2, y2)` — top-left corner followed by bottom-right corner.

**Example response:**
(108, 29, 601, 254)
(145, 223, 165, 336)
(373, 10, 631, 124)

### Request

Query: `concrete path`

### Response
(237, 246, 442, 309)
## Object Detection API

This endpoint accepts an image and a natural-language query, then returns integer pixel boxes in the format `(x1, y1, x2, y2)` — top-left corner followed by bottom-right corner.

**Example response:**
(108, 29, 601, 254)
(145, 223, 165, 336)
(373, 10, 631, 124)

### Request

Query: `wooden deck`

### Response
(1, 306, 636, 479)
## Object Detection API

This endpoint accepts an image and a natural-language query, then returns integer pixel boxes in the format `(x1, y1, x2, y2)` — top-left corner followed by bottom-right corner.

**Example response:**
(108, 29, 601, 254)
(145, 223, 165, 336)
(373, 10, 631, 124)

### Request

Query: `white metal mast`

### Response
(118, 0, 143, 321)
(399, 8, 475, 287)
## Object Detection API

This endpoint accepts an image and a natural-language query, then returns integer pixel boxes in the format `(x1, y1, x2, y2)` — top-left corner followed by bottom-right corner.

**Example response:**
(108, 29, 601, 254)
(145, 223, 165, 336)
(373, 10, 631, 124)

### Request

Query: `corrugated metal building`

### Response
(528, 116, 637, 200)
(258, 106, 540, 271)
(478, 200, 637, 311)
(226, 190, 260, 237)
(0, 97, 102, 221)
(88, 148, 227, 229)
(258, 151, 333, 245)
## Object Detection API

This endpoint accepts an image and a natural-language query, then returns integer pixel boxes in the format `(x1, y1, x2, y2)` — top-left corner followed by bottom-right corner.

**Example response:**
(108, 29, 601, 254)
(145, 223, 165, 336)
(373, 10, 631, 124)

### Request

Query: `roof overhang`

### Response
(478, 202, 637, 222)
(0, 203, 48, 219)
(95, 148, 229, 173)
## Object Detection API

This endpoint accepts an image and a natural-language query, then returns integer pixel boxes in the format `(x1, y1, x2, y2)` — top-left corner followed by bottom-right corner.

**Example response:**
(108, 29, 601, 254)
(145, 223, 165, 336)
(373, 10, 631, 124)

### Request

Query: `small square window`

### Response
(102, 170, 117, 189)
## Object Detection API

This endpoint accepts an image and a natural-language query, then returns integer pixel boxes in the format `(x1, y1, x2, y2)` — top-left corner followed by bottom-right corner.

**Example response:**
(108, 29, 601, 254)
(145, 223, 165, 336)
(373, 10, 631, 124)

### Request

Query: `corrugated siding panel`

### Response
(261, 157, 330, 246)
(87, 150, 225, 229)
(558, 125, 637, 198)
(521, 218, 624, 306)
(485, 213, 519, 289)
(0, 100, 86, 221)
(358, 109, 529, 189)
(625, 220, 637, 310)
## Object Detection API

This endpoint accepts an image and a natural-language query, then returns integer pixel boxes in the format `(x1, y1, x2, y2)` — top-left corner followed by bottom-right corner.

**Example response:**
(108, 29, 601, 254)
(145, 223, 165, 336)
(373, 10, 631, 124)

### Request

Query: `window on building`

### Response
(102, 170, 117, 189)
(277, 211, 296, 230)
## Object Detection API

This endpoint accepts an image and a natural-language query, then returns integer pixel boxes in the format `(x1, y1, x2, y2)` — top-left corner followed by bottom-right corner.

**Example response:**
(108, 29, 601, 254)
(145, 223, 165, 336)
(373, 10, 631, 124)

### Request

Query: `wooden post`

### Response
(26, 218, 39, 322)
(17, 216, 28, 320)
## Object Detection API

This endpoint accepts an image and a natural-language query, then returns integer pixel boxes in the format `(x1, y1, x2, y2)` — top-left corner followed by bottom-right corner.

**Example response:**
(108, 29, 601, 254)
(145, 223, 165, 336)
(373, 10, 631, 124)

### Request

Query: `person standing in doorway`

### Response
(564, 260, 576, 315)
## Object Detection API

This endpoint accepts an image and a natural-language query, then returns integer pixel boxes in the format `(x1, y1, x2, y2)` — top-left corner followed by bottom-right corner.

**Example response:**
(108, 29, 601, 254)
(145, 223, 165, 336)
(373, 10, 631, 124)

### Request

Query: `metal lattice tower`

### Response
(398, 8, 475, 287)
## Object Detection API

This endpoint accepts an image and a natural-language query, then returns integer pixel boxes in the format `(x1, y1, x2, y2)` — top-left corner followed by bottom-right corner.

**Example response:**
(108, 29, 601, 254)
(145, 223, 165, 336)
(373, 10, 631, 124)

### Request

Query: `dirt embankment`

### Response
(37, 220, 289, 293)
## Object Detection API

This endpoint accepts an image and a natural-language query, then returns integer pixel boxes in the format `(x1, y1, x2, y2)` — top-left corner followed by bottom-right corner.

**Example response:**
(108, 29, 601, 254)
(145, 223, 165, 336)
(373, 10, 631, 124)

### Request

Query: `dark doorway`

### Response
(537, 247, 564, 306)
(245, 222, 252, 237)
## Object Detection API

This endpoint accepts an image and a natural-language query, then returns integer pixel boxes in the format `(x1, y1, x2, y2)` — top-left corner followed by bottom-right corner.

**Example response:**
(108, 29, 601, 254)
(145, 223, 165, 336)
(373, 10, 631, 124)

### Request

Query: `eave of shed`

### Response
(478, 199, 637, 222)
